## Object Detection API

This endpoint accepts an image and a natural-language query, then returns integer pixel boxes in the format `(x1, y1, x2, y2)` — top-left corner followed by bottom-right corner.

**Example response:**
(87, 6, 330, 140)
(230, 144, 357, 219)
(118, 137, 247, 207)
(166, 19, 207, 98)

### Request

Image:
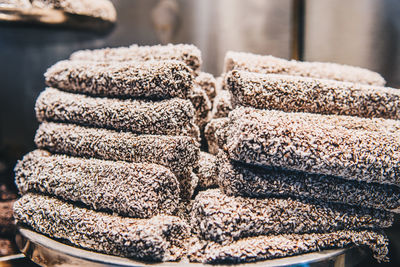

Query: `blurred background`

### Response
(0, 0, 400, 265)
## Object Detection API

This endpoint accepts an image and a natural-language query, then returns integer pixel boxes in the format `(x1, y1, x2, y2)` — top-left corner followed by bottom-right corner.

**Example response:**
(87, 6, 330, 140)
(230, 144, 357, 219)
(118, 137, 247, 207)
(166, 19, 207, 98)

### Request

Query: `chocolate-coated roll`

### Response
(34, 122, 199, 177)
(45, 60, 193, 100)
(14, 193, 189, 261)
(70, 44, 202, 72)
(36, 87, 199, 138)
(188, 230, 388, 263)
(225, 71, 399, 119)
(217, 152, 400, 211)
(224, 51, 385, 86)
(191, 189, 393, 243)
(223, 107, 400, 186)
(15, 150, 180, 218)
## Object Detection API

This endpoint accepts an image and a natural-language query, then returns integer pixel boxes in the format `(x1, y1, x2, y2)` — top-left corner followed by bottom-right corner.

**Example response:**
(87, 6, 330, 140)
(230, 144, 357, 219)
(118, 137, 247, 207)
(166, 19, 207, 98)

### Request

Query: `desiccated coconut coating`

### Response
(194, 152, 218, 189)
(226, 71, 400, 119)
(14, 193, 189, 261)
(188, 230, 389, 263)
(15, 150, 180, 218)
(31, 0, 116, 22)
(211, 89, 232, 119)
(34, 122, 199, 177)
(0, 200, 15, 236)
(224, 107, 400, 186)
(195, 72, 216, 104)
(45, 60, 194, 100)
(70, 44, 202, 72)
(204, 117, 229, 155)
(217, 152, 400, 211)
(191, 189, 393, 244)
(36, 87, 199, 139)
(224, 51, 385, 86)
(187, 86, 212, 130)
(231, 106, 400, 136)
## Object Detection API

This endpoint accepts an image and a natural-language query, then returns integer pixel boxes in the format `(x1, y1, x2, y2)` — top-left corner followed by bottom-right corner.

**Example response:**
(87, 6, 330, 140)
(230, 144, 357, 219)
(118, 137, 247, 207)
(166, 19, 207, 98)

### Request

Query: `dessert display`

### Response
(14, 44, 205, 261)
(13, 45, 398, 265)
(198, 51, 396, 263)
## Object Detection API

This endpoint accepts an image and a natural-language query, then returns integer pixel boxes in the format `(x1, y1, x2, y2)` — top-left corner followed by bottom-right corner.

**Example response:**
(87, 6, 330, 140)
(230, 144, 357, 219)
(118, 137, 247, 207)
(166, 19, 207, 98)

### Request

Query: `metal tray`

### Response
(16, 228, 368, 267)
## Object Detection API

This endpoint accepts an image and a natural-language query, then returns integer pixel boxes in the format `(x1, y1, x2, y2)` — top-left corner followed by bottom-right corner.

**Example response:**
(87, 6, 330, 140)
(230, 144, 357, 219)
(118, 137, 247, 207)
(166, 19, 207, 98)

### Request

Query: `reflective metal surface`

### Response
(16, 228, 366, 267)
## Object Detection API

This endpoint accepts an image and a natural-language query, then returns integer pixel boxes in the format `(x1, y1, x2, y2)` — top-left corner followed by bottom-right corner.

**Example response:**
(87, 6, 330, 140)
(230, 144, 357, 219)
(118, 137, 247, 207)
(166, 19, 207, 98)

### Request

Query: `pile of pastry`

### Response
(13, 44, 219, 261)
(12, 44, 400, 264)
(195, 51, 400, 263)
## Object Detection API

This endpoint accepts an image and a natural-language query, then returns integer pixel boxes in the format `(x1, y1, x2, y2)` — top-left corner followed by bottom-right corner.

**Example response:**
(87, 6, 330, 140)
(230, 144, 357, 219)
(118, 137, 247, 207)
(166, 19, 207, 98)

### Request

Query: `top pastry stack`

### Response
(12, 44, 214, 261)
(192, 52, 400, 263)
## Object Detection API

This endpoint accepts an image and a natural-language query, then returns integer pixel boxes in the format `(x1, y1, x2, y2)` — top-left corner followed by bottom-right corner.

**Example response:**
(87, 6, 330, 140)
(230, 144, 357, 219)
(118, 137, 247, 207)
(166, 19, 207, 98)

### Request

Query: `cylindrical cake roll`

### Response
(0, 200, 15, 236)
(217, 152, 400, 211)
(224, 51, 385, 86)
(224, 107, 400, 186)
(15, 150, 180, 218)
(195, 72, 216, 103)
(225, 71, 400, 119)
(13, 193, 189, 261)
(34, 122, 200, 177)
(36, 87, 199, 138)
(211, 89, 232, 119)
(45, 60, 193, 100)
(204, 118, 229, 155)
(188, 230, 389, 263)
(187, 86, 212, 130)
(195, 152, 218, 189)
(70, 44, 202, 72)
(191, 189, 393, 244)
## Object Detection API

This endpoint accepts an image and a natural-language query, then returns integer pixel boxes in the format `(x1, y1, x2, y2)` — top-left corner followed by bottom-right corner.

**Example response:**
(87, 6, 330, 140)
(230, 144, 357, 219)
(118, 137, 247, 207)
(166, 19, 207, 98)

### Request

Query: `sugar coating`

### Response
(34, 122, 199, 177)
(0, 238, 18, 256)
(15, 150, 180, 218)
(224, 51, 385, 86)
(194, 152, 218, 189)
(0, 200, 15, 236)
(217, 152, 400, 211)
(31, 0, 116, 22)
(187, 86, 212, 130)
(204, 118, 229, 155)
(70, 44, 202, 72)
(223, 107, 400, 186)
(45, 60, 194, 100)
(14, 193, 189, 261)
(188, 230, 389, 263)
(36, 87, 199, 138)
(195, 72, 216, 104)
(211, 89, 232, 119)
(226, 71, 400, 119)
(191, 189, 393, 244)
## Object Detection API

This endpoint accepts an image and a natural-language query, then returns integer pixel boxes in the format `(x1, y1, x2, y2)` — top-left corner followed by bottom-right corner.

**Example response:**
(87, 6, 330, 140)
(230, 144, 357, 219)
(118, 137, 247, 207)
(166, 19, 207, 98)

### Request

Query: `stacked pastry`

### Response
(13, 44, 207, 262)
(193, 52, 398, 263)
(68, 43, 217, 193)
